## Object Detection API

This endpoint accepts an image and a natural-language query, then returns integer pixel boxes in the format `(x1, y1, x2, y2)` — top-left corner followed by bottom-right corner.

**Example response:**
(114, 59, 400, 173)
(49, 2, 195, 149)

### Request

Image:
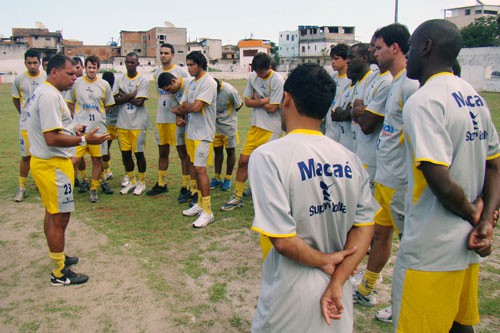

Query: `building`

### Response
(278, 30, 299, 70)
(11, 27, 62, 58)
(444, 0, 500, 29)
(187, 38, 222, 64)
(63, 39, 116, 63)
(237, 39, 271, 70)
(222, 44, 238, 60)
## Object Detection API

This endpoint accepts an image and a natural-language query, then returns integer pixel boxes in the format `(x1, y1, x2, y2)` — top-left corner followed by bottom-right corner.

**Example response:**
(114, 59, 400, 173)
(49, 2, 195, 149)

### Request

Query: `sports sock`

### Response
(182, 175, 190, 188)
(78, 170, 87, 181)
(201, 196, 212, 214)
(215, 173, 221, 181)
(235, 181, 245, 198)
(224, 175, 232, 181)
(103, 160, 110, 173)
(19, 176, 27, 189)
(127, 171, 136, 185)
(138, 172, 146, 184)
(357, 269, 381, 296)
(91, 179, 99, 191)
(158, 170, 167, 187)
(49, 252, 65, 277)
(190, 179, 197, 195)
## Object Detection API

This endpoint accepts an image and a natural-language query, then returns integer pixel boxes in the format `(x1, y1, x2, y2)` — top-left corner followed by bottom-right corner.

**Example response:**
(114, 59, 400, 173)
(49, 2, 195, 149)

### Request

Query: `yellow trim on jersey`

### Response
(364, 107, 384, 117)
(358, 70, 373, 84)
(337, 73, 348, 78)
(393, 68, 406, 81)
(424, 72, 454, 85)
(288, 129, 322, 136)
(83, 76, 97, 83)
(262, 70, 274, 81)
(487, 152, 500, 160)
(126, 72, 139, 80)
(415, 158, 450, 168)
(194, 72, 207, 82)
(26, 71, 43, 79)
(251, 226, 297, 238)
(42, 126, 63, 133)
(353, 221, 375, 227)
(196, 98, 211, 106)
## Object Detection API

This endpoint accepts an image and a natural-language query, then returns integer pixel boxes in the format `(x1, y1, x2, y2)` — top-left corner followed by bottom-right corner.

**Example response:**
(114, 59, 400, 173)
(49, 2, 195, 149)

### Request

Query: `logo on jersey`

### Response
(381, 123, 395, 136)
(452, 91, 489, 142)
(308, 181, 347, 216)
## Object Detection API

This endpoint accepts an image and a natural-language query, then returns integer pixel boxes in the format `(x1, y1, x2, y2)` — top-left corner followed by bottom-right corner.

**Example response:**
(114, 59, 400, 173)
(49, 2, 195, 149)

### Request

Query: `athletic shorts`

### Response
(241, 126, 280, 156)
(30, 156, 75, 214)
(107, 125, 118, 141)
(176, 126, 186, 146)
(117, 128, 146, 153)
(20, 130, 31, 157)
(74, 142, 108, 158)
(155, 123, 177, 146)
(373, 182, 405, 235)
(213, 132, 239, 149)
(392, 262, 480, 332)
(186, 139, 213, 167)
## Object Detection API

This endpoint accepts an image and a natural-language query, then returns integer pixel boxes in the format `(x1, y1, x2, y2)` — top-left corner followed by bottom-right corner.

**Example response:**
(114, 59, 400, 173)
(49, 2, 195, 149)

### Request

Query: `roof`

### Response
(444, 0, 500, 10)
(237, 39, 271, 49)
(12, 28, 62, 38)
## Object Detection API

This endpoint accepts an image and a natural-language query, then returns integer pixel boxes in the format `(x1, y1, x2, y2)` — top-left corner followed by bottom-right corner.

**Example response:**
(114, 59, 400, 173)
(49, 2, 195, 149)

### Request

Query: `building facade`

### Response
(444, 1, 500, 29)
(237, 39, 271, 70)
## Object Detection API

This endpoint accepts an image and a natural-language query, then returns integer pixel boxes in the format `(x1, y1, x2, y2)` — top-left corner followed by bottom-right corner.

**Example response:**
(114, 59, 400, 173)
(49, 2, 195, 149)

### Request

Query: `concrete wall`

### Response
(458, 46, 500, 92)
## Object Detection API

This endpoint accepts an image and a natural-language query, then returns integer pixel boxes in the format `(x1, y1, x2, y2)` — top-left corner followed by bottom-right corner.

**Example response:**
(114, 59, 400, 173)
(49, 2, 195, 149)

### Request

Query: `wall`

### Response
(458, 46, 500, 92)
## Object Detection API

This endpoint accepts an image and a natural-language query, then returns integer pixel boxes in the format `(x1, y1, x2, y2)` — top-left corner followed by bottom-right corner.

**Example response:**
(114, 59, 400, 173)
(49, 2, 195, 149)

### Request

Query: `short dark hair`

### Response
(102, 71, 115, 87)
(24, 49, 40, 61)
(213, 77, 222, 93)
(351, 43, 371, 59)
(186, 51, 207, 71)
(42, 55, 53, 63)
(47, 54, 76, 74)
(374, 23, 411, 54)
(284, 63, 336, 120)
(160, 43, 175, 54)
(330, 44, 348, 59)
(157, 72, 177, 88)
(126, 52, 139, 60)
(85, 55, 100, 68)
(72, 56, 83, 66)
(251, 52, 271, 71)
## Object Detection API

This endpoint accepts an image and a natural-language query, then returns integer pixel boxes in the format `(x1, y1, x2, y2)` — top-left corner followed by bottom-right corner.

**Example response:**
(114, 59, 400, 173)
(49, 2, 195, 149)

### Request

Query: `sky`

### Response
(0, 0, 487, 46)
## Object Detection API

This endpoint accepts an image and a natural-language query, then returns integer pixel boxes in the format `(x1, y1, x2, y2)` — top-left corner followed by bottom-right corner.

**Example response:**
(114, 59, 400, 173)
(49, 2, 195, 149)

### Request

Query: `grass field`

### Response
(0, 81, 499, 332)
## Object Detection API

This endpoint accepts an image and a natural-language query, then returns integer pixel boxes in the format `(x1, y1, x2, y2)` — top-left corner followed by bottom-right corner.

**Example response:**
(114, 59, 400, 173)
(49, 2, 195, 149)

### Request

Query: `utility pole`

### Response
(394, 0, 399, 22)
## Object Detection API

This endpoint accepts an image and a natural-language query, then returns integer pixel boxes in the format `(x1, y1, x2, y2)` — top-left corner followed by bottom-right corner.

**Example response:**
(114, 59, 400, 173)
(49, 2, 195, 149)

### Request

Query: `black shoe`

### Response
(177, 187, 191, 204)
(64, 255, 79, 267)
(190, 192, 198, 204)
(146, 182, 168, 196)
(74, 178, 81, 188)
(50, 267, 88, 286)
(101, 182, 114, 195)
(78, 180, 90, 193)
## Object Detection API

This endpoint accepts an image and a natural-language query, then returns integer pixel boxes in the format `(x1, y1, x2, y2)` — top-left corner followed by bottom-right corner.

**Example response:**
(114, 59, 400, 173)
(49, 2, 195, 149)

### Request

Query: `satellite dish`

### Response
(164, 21, 175, 28)
(35, 21, 46, 29)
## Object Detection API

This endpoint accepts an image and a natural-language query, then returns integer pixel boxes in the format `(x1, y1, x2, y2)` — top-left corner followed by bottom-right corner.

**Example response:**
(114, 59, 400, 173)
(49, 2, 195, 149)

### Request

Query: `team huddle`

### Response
(11, 19, 499, 333)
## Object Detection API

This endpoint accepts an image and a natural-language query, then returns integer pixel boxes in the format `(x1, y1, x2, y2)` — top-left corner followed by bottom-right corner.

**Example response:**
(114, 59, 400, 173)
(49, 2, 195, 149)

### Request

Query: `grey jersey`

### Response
(374, 69, 419, 188)
(116, 72, 150, 130)
(334, 84, 356, 151)
(27, 82, 76, 159)
(154, 65, 189, 124)
(244, 71, 284, 134)
(250, 130, 378, 333)
(350, 70, 376, 154)
(325, 73, 351, 141)
(12, 71, 46, 130)
(216, 81, 243, 137)
(181, 73, 217, 141)
(398, 73, 500, 271)
(106, 82, 119, 126)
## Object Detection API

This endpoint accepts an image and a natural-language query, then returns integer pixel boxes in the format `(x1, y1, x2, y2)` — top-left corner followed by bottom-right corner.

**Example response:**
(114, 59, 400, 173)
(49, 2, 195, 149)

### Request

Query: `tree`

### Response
(269, 41, 280, 69)
(460, 15, 500, 47)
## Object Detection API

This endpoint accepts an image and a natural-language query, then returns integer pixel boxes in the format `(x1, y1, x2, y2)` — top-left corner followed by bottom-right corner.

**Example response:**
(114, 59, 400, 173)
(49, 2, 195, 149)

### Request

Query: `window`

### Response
(329, 27, 339, 33)
(291, 35, 294, 41)
(286, 34, 289, 41)
(45, 37, 50, 41)
(475, 10, 482, 14)
(344, 27, 354, 34)
(301, 46, 305, 53)
(300, 29, 307, 36)
(243, 49, 258, 57)
(178, 50, 184, 53)
(311, 28, 317, 34)
(484, 10, 498, 15)
(465, 9, 471, 15)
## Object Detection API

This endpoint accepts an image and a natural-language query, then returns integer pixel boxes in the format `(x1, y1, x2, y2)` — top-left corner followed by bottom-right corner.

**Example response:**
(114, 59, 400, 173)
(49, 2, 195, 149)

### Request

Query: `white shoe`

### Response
(104, 171, 113, 181)
(121, 175, 130, 187)
(182, 203, 203, 217)
(192, 211, 214, 228)
(350, 268, 383, 286)
(14, 187, 28, 202)
(120, 182, 136, 195)
(133, 182, 146, 195)
(375, 305, 392, 323)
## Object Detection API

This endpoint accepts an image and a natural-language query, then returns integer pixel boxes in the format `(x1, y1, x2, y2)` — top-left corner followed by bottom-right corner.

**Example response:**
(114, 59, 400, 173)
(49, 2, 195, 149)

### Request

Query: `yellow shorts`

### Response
(74, 142, 106, 158)
(155, 123, 177, 146)
(213, 132, 239, 149)
(374, 182, 405, 235)
(107, 125, 118, 141)
(186, 139, 213, 167)
(393, 263, 480, 332)
(241, 126, 280, 155)
(20, 130, 31, 157)
(118, 128, 146, 153)
(30, 156, 75, 214)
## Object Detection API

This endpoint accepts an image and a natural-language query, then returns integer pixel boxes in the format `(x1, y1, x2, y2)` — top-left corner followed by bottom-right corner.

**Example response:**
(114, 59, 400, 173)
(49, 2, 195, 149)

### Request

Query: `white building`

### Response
(237, 39, 271, 71)
(444, 0, 500, 29)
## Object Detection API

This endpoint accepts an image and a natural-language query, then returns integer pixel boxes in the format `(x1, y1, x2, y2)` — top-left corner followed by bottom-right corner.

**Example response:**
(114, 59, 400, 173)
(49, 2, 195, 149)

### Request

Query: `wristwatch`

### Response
(80, 135, 87, 146)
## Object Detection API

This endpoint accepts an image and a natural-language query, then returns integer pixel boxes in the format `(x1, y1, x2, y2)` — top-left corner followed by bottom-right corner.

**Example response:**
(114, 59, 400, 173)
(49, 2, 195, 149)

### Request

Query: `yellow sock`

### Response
(91, 179, 99, 191)
(78, 170, 87, 181)
(19, 176, 27, 189)
(49, 252, 66, 277)
(235, 181, 245, 198)
(201, 196, 212, 214)
(138, 172, 146, 183)
(101, 172, 106, 182)
(190, 179, 198, 195)
(182, 175, 190, 188)
(224, 175, 232, 181)
(357, 269, 381, 296)
(103, 160, 110, 172)
(215, 173, 221, 181)
(158, 170, 167, 186)
(127, 171, 136, 185)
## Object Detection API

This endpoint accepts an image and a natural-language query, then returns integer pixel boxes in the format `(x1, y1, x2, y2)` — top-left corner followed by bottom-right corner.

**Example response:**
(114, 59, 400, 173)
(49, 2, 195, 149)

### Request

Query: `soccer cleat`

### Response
(101, 182, 114, 195)
(209, 178, 222, 189)
(192, 211, 214, 228)
(350, 269, 383, 286)
(50, 267, 89, 286)
(375, 305, 392, 323)
(120, 182, 136, 195)
(78, 180, 90, 193)
(133, 182, 146, 195)
(242, 188, 252, 197)
(177, 187, 191, 204)
(146, 182, 168, 196)
(182, 203, 203, 217)
(14, 187, 28, 202)
(104, 171, 113, 181)
(64, 255, 79, 267)
(220, 194, 244, 211)
(221, 179, 232, 191)
(189, 192, 198, 205)
(121, 175, 130, 187)
(353, 290, 377, 307)
(74, 178, 81, 188)
(89, 190, 98, 203)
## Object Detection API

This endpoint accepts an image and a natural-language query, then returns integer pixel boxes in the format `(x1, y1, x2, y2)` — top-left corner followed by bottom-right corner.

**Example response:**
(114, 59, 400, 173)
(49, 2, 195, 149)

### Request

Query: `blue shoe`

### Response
(209, 178, 222, 189)
(221, 179, 231, 191)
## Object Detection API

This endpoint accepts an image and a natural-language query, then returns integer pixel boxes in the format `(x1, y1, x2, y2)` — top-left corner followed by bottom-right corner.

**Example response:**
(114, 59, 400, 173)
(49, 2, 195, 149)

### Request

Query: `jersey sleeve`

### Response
(180, 83, 189, 104)
(12, 76, 21, 98)
(39, 93, 64, 133)
(136, 77, 149, 99)
(196, 78, 216, 105)
(103, 81, 115, 107)
(365, 78, 391, 116)
(65, 86, 76, 104)
(244, 76, 254, 99)
(269, 75, 284, 105)
(354, 164, 379, 226)
(228, 85, 243, 110)
(249, 148, 297, 237)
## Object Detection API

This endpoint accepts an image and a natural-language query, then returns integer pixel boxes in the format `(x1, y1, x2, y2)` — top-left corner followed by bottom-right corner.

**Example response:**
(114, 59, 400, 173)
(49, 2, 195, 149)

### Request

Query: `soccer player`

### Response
(42, 55, 52, 73)
(250, 63, 377, 332)
(209, 78, 243, 191)
(27, 54, 109, 285)
(352, 24, 419, 323)
(221, 52, 284, 211)
(66, 56, 115, 203)
(115, 52, 150, 195)
(12, 49, 46, 202)
(147, 43, 189, 196)
(393, 19, 500, 332)
(173, 51, 217, 228)
(101, 71, 119, 182)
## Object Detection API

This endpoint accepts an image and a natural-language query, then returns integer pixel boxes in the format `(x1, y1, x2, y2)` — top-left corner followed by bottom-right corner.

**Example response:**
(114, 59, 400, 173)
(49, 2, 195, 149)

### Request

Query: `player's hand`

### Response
(469, 196, 484, 226)
(176, 115, 186, 127)
(320, 247, 357, 276)
(320, 281, 344, 325)
(353, 98, 363, 108)
(74, 124, 87, 136)
(84, 128, 111, 145)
